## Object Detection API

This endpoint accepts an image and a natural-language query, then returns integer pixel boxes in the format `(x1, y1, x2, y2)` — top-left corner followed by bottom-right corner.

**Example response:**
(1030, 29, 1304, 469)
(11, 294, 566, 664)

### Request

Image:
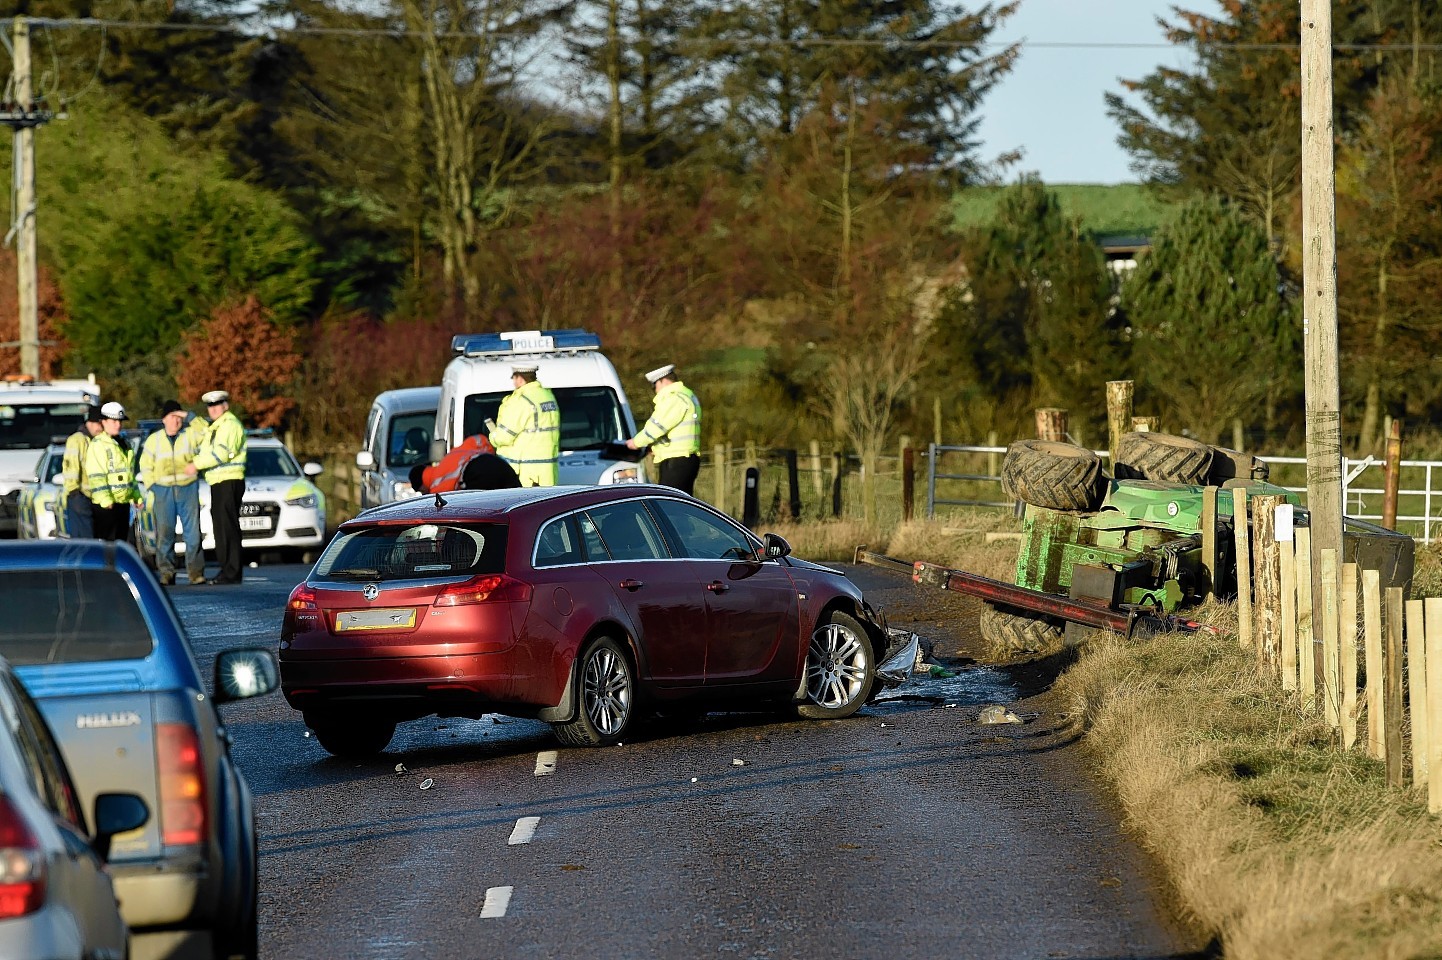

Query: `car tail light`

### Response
(433, 574, 532, 607)
(157, 724, 207, 847)
(0, 794, 45, 918)
(287, 584, 318, 611)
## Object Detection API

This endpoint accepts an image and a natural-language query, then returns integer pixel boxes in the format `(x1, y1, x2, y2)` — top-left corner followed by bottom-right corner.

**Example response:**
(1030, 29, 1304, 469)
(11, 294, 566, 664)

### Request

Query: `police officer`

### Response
(61, 405, 103, 538)
(488, 364, 560, 486)
(185, 389, 247, 585)
(140, 400, 205, 586)
(84, 401, 138, 541)
(626, 364, 702, 495)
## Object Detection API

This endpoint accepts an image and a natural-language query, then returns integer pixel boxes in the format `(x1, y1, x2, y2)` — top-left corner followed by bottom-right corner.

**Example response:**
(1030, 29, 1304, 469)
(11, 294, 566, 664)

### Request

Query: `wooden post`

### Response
(1427, 597, 1442, 812)
(1320, 548, 1340, 731)
(1232, 418, 1245, 452)
(808, 440, 823, 499)
(1035, 408, 1067, 442)
(1385, 586, 1405, 786)
(1234, 488, 1253, 653)
(1362, 569, 1384, 761)
(933, 395, 942, 449)
(1202, 486, 1219, 600)
(1341, 562, 1358, 750)
(1301, 0, 1345, 589)
(783, 449, 801, 521)
(1407, 598, 1429, 787)
(744, 439, 758, 469)
(1296, 525, 1316, 710)
(901, 446, 915, 522)
(1105, 380, 1134, 467)
(1382, 418, 1402, 531)
(1251, 495, 1283, 675)
(831, 452, 844, 519)
(1131, 416, 1159, 433)
(1280, 525, 1298, 690)
(986, 430, 999, 478)
(713, 443, 727, 514)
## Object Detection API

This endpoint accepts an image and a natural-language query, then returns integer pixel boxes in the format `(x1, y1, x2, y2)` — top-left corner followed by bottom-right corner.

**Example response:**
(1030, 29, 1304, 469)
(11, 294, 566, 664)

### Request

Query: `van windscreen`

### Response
(0, 569, 155, 664)
(464, 386, 627, 450)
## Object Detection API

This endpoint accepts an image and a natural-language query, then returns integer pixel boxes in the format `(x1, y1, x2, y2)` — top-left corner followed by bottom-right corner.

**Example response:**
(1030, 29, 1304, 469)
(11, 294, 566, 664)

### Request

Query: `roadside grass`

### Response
(805, 513, 1442, 957)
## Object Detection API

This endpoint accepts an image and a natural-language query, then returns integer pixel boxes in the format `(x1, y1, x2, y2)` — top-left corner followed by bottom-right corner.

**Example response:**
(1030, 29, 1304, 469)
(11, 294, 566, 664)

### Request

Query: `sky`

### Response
(975, 0, 1225, 185)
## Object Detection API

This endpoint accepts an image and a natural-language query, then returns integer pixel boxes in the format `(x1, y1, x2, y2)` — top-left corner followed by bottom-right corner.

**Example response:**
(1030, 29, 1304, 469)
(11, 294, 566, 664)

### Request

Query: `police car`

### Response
(14, 439, 67, 540)
(135, 431, 327, 564)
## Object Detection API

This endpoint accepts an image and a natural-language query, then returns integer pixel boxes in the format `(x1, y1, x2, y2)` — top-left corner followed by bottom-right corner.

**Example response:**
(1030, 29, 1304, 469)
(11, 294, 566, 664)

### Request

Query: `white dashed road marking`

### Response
(534, 751, 558, 776)
(508, 816, 540, 845)
(480, 886, 513, 918)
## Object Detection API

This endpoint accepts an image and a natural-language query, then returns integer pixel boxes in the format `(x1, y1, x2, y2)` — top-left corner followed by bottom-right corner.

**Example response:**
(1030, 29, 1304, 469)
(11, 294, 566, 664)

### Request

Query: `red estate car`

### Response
(280, 484, 892, 757)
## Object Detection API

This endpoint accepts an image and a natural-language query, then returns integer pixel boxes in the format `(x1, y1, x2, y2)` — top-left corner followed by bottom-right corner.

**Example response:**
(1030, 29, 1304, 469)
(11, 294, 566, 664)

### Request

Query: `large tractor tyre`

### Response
(978, 604, 1065, 661)
(999, 440, 1104, 512)
(1113, 432, 1214, 484)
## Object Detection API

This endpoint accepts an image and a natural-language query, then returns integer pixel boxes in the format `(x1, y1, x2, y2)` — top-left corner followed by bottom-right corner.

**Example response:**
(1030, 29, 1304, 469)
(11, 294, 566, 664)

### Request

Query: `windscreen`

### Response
(316, 523, 508, 582)
(247, 447, 300, 478)
(464, 387, 627, 451)
(387, 412, 435, 468)
(0, 569, 156, 664)
(0, 403, 88, 451)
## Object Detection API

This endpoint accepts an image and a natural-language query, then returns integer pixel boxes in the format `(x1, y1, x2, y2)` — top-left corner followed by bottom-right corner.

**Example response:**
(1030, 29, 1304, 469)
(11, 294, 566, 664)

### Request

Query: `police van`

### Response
(355, 386, 442, 509)
(0, 375, 102, 535)
(435, 330, 644, 485)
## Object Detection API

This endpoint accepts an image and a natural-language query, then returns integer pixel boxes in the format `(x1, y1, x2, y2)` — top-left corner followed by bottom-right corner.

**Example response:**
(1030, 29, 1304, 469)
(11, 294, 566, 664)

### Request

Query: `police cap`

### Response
(644, 364, 676, 384)
(201, 390, 230, 406)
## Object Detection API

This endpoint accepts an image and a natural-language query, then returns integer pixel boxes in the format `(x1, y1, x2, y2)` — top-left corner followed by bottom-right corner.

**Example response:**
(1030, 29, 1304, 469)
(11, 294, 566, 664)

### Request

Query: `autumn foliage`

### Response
(0, 248, 70, 379)
(176, 296, 302, 428)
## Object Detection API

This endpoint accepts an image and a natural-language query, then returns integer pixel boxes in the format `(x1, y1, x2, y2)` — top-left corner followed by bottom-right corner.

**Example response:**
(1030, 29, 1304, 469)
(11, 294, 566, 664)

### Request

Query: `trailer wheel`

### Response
(999, 440, 1104, 512)
(978, 604, 1065, 660)
(1113, 432, 1214, 484)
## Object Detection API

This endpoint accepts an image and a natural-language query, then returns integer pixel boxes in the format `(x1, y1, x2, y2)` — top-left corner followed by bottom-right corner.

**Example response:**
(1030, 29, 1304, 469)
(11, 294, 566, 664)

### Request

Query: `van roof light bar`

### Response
(451, 329, 601, 357)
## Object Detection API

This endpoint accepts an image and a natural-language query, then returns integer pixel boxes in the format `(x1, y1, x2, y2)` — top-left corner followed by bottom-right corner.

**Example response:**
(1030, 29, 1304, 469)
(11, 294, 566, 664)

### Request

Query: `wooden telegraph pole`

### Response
(2, 17, 51, 379)
(1300, 1, 1343, 567)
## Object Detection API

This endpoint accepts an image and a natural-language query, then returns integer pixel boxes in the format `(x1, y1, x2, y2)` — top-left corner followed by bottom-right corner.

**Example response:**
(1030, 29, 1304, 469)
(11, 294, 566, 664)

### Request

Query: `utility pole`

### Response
(1300, 1, 1343, 568)
(2, 17, 50, 380)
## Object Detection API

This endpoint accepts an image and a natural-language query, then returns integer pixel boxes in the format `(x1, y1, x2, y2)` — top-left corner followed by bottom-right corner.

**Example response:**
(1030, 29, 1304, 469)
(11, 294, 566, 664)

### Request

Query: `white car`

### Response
(14, 443, 65, 541)
(135, 433, 327, 564)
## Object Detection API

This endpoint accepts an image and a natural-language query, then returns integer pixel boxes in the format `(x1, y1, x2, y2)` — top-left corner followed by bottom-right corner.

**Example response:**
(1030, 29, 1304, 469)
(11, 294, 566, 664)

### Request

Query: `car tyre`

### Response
(216, 834, 259, 960)
(307, 715, 395, 759)
(552, 637, 635, 748)
(796, 611, 875, 720)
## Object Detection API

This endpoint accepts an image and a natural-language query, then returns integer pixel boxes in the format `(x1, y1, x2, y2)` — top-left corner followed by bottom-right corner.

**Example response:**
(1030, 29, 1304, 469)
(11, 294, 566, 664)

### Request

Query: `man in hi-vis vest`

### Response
(61, 405, 104, 538)
(626, 364, 702, 495)
(488, 364, 560, 486)
(140, 400, 206, 585)
(84, 401, 139, 541)
(185, 389, 247, 585)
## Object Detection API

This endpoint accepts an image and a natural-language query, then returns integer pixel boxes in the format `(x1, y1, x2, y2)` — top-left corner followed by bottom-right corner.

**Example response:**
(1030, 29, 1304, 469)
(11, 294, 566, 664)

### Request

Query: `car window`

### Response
(651, 499, 758, 560)
(247, 447, 300, 478)
(387, 413, 434, 469)
(0, 402, 88, 451)
(535, 516, 583, 567)
(2, 673, 84, 829)
(463, 386, 628, 450)
(0, 569, 156, 664)
(584, 501, 669, 561)
(317, 523, 508, 581)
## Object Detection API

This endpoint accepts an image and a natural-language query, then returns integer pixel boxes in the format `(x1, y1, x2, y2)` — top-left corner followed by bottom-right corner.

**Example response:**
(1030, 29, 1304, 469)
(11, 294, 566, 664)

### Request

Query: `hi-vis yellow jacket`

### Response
(192, 410, 247, 484)
(631, 381, 701, 464)
(490, 380, 560, 486)
(85, 433, 138, 509)
(139, 422, 202, 488)
(62, 430, 92, 497)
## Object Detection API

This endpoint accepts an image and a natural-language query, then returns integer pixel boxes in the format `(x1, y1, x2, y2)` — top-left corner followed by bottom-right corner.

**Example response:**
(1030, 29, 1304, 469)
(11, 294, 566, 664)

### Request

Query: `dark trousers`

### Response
(92, 504, 130, 542)
(65, 491, 93, 539)
(211, 478, 244, 583)
(658, 454, 701, 496)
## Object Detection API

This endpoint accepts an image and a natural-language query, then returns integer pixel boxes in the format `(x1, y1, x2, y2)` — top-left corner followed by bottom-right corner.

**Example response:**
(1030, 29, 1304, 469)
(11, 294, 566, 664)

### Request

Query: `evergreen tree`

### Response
(1121, 195, 1298, 443)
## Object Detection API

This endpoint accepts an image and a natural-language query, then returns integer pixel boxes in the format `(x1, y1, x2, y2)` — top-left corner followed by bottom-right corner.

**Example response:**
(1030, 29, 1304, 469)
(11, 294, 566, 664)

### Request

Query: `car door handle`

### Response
(619, 578, 644, 591)
(706, 581, 729, 594)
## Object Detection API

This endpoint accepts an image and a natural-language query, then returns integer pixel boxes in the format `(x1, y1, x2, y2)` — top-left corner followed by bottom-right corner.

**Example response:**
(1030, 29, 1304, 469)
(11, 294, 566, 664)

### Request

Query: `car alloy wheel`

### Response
(552, 637, 635, 747)
(797, 612, 875, 720)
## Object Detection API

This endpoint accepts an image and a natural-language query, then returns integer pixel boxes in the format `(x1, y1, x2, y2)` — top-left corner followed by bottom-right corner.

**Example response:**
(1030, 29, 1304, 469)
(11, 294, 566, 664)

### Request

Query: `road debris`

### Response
(420, 778, 435, 790)
(731, 758, 745, 766)
(394, 763, 407, 776)
(976, 704, 1023, 725)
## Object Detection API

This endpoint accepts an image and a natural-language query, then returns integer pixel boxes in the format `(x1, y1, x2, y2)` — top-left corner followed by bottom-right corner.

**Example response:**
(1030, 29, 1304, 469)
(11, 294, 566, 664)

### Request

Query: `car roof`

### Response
(0, 388, 97, 404)
(374, 386, 441, 412)
(0, 538, 123, 569)
(346, 483, 690, 527)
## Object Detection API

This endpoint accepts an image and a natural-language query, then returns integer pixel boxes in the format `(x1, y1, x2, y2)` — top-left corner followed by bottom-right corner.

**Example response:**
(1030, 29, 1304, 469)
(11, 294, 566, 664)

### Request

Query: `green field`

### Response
(949, 182, 1174, 237)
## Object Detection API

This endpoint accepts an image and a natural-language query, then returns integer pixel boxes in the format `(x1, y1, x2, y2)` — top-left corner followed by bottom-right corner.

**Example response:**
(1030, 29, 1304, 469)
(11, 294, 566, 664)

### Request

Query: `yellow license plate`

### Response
(336, 608, 417, 631)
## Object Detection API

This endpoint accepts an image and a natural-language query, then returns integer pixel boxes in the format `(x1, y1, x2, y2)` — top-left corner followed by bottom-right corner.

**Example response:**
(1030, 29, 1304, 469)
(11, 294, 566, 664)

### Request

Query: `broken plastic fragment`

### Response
(394, 763, 407, 775)
(420, 778, 435, 790)
(731, 758, 745, 766)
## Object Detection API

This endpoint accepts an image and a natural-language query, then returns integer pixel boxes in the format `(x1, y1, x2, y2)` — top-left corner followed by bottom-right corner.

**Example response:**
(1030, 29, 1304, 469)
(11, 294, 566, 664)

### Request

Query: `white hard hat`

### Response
(99, 401, 127, 421)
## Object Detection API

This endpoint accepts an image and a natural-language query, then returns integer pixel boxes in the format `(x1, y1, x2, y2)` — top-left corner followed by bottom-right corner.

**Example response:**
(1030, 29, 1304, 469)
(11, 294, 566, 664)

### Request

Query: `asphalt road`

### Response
(172, 563, 1205, 960)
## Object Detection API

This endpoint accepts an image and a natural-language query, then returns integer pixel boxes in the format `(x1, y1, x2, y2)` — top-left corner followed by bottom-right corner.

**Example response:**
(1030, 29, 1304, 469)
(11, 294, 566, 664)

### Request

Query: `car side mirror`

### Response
(429, 439, 448, 463)
(303, 461, 324, 477)
(762, 533, 791, 559)
(212, 648, 280, 704)
(92, 792, 149, 861)
(355, 451, 375, 471)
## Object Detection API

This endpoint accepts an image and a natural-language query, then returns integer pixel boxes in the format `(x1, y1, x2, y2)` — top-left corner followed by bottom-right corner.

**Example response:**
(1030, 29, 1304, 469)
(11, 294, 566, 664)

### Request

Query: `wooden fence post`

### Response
(1106, 380, 1134, 467)
(1427, 597, 1442, 812)
(1362, 569, 1384, 760)
(986, 430, 999, 478)
(1383, 418, 1402, 531)
(1385, 586, 1405, 786)
(831, 452, 844, 519)
(1341, 562, 1359, 750)
(1232, 418, 1245, 452)
(713, 443, 727, 515)
(1234, 488, 1253, 653)
(1201, 486, 1219, 600)
(1296, 525, 1316, 710)
(1407, 598, 1429, 787)
(1279, 520, 1298, 690)
(901, 446, 915, 522)
(1320, 548, 1340, 731)
(809, 440, 823, 499)
(1035, 408, 1067, 442)
(1251, 495, 1283, 674)
(933, 395, 942, 449)
(783, 449, 801, 521)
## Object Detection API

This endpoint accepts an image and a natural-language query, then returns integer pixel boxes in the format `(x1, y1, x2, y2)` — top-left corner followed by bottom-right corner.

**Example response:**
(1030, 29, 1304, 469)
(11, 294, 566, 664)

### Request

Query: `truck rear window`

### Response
(0, 569, 155, 664)
(316, 523, 508, 582)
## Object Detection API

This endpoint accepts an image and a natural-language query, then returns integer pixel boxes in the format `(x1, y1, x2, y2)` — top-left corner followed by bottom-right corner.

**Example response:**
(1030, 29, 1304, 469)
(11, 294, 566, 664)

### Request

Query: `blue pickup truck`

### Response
(0, 540, 277, 960)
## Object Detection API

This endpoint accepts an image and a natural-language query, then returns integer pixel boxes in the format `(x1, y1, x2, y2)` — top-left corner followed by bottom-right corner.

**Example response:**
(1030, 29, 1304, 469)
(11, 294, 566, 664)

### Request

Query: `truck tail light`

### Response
(157, 724, 206, 847)
(433, 574, 532, 607)
(0, 794, 45, 918)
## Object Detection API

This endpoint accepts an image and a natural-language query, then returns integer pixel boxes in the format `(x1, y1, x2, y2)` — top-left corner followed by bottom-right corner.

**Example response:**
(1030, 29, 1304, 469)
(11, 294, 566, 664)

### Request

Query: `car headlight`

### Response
(286, 494, 317, 508)
(393, 481, 417, 499)
(606, 468, 642, 484)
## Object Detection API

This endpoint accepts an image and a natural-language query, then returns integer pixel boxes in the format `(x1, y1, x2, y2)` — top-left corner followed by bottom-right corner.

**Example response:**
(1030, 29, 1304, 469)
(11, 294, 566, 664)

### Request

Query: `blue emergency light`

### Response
(451, 329, 602, 356)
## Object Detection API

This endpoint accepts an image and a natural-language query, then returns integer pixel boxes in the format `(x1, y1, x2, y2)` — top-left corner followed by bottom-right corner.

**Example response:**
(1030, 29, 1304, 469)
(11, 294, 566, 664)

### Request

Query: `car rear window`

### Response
(0, 569, 155, 664)
(317, 523, 508, 581)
